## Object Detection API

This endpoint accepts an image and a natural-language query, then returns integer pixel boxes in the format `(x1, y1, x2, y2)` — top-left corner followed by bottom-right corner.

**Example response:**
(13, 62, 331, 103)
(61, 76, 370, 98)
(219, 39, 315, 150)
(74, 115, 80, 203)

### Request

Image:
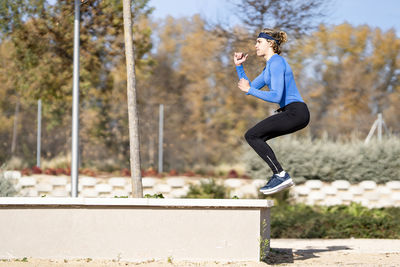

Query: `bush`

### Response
(184, 179, 230, 199)
(3, 156, 28, 170)
(242, 135, 400, 184)
(41, 154, 70, 170)
(271, 202, 400, 238)
(0, 170, 17, 197)
(144, 193, 164, 198)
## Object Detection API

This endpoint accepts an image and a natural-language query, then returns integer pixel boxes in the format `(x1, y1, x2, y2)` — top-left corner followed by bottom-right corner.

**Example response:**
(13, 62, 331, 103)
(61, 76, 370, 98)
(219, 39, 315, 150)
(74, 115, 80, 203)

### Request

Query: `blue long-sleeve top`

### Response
(236, 54, 304, 108)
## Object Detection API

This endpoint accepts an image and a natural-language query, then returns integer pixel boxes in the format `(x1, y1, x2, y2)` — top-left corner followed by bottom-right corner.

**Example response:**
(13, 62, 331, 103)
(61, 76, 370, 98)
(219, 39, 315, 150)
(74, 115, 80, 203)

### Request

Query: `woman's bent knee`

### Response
(244, 129, 257, 143)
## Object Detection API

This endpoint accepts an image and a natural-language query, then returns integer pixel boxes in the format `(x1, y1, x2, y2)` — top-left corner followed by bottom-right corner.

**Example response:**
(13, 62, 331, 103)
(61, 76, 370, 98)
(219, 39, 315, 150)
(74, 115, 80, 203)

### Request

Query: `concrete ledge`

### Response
(0, 197, 273, 208)
(0, 197, 273, 262)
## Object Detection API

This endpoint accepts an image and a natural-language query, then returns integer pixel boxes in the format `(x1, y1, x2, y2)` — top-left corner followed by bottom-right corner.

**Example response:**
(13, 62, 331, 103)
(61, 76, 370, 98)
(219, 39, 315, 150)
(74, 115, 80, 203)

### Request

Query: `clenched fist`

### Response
(238, 78, 250, 93)
(234, 52, 248, 66)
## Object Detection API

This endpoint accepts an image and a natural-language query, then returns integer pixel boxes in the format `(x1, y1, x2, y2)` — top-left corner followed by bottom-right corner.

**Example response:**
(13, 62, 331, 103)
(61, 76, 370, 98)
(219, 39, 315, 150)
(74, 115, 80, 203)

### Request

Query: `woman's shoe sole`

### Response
(260, 178, 295, 195)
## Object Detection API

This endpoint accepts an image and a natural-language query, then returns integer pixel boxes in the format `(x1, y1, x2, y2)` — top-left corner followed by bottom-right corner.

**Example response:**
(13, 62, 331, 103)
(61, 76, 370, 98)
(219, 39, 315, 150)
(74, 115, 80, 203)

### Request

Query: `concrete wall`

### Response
(3, 171, 400, 208)
(292, 179, 400, 208)
(0, 198, 273, 262)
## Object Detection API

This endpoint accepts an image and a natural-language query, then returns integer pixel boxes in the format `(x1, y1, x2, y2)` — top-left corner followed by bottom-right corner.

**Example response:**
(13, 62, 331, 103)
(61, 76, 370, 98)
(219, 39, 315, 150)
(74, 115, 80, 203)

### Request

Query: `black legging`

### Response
(244, 101, 310, 174)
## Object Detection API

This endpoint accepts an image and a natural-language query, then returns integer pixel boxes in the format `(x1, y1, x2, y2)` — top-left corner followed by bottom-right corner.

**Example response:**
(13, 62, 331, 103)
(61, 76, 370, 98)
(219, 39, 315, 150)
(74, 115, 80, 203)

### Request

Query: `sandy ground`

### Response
(1, 239, 399, 267)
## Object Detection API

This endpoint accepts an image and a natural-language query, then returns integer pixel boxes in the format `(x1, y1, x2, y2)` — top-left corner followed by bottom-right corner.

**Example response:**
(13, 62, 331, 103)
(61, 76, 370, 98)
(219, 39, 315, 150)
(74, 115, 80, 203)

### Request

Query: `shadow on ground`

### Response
(264, 245, 351, 265)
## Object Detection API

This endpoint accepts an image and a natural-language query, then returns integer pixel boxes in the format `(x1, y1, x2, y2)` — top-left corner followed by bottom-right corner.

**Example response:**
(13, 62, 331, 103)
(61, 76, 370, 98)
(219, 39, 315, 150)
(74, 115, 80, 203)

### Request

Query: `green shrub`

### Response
(144, 193, 165, 198)
(184, 179, 229, 199)
(242, 135, 400, 184)
(271, 202, 400, 238)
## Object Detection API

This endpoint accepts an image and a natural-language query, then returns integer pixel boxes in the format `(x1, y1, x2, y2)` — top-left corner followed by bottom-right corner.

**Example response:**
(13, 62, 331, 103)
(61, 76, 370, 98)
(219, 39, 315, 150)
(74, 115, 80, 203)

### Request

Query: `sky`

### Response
(148, 0, 400, 33)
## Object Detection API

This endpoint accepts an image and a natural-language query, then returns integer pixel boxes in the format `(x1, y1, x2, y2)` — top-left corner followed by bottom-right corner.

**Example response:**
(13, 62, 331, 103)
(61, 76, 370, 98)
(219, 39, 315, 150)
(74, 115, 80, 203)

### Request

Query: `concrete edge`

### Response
(0, 197, 274, 208)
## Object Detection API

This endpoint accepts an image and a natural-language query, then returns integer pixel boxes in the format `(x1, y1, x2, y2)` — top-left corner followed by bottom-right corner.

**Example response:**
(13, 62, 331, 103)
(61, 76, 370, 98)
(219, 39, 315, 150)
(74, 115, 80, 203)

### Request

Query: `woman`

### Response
(234, 28, 310, 195)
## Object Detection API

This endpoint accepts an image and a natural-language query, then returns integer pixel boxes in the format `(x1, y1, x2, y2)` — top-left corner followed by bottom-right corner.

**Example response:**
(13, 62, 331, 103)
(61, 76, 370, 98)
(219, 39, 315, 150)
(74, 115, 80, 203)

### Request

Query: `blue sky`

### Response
(148, 0, 399, 33)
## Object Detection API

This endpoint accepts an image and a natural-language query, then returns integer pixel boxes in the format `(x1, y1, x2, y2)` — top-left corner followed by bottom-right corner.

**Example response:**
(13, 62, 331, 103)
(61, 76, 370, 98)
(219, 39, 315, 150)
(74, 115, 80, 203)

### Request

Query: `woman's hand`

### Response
(234, 52, 248, 66)
(238, 78, 250, 93)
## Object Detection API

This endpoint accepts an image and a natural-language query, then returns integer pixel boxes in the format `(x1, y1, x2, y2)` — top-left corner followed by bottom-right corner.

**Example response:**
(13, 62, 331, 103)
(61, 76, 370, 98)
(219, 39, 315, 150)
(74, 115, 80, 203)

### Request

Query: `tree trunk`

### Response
(122, 0, 143, 197)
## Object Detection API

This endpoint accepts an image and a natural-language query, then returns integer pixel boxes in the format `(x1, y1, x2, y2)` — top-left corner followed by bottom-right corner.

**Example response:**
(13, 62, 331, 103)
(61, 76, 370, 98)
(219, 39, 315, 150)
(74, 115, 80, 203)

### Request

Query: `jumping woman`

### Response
(234, 28, 310, 195)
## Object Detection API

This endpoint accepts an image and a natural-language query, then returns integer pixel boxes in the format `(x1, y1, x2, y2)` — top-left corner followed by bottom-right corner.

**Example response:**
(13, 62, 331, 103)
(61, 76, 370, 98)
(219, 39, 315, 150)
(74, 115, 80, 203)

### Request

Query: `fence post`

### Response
(37, 99, 41, 167)
(158, 104, 164, 173)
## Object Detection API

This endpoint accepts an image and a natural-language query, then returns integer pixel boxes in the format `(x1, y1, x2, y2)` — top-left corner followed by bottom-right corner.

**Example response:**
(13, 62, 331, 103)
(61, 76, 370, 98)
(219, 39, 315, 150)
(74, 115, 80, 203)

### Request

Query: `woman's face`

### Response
(255, 38, 270, 57)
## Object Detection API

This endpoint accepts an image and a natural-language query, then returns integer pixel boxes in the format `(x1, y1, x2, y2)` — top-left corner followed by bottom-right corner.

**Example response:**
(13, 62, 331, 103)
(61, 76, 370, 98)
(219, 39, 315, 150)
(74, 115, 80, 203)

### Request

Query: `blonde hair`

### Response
(261, 28, 288, 54)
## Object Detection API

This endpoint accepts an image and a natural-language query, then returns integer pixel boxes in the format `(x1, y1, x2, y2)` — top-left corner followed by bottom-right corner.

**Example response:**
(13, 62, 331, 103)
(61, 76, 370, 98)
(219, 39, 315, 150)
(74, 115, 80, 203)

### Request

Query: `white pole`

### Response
(71, 0, 80, 197)
(365, 119, 378, 144)
(158, 104, 164, 173)
(377, 113, 382, 142)
(37, 99, 41, 167)
(382, 119, 389, 135)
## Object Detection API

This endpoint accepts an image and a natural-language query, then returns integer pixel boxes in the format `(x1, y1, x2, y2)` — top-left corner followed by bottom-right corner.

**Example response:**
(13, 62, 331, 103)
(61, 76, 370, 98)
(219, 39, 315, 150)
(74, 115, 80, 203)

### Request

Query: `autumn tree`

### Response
(288, 23, 400, 137)
(0, 0, 153, 167)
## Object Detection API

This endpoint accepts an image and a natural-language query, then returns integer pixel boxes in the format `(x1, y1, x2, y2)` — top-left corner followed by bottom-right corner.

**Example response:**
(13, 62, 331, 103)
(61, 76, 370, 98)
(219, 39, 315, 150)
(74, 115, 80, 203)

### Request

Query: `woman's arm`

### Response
(238, 70, 266, 93)
(235, 52, 266, 94)
(246, 59, 285, 103)
(236, 65, 250, 81)
(234, 52, 249, 81)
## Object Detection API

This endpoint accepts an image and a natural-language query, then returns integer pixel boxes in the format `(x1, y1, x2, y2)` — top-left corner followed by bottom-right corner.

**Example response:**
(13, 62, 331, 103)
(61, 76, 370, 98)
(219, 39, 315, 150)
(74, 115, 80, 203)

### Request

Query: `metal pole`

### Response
(158, 104, 164, 173)
(37, 99, 41, 167)
(365, 119, 378, 144)
(11, 98, 20, 155)
(71, 0, 80, 197)
(382, 119, 389, 135)
(377, 113, 382, 142)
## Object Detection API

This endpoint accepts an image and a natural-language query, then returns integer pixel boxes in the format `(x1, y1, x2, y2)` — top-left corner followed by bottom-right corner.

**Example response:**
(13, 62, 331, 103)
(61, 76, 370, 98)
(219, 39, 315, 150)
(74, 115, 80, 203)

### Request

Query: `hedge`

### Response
(242, 136, 400, 184)
(271, 203, 400, 239)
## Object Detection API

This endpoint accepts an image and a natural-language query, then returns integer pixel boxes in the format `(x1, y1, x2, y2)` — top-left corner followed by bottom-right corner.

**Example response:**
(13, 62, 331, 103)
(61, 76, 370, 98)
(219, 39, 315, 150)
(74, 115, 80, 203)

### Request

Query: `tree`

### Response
(123, 0, 142, 197)
(288, 23, 400, 137)
(213, 0, 331, 42)
(0, 0, 153, 168)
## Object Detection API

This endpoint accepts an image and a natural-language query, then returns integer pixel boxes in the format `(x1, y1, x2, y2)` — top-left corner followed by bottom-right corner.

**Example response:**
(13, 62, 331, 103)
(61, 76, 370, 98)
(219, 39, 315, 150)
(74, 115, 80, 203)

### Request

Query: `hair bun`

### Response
(261, 28, 288, 54)
(278, 31, 288, 44)
(261, 28, 288, 44)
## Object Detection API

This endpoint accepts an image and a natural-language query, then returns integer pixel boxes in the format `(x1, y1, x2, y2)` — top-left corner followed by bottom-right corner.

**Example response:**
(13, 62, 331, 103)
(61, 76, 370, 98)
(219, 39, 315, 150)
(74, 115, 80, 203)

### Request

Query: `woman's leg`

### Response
(244, 112, 286, 174)
(244, 102, 310, 174)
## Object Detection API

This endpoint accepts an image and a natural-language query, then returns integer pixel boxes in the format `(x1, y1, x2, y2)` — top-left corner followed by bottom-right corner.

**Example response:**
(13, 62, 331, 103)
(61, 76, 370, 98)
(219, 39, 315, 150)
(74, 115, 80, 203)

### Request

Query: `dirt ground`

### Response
(1, 239, 399, 267)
